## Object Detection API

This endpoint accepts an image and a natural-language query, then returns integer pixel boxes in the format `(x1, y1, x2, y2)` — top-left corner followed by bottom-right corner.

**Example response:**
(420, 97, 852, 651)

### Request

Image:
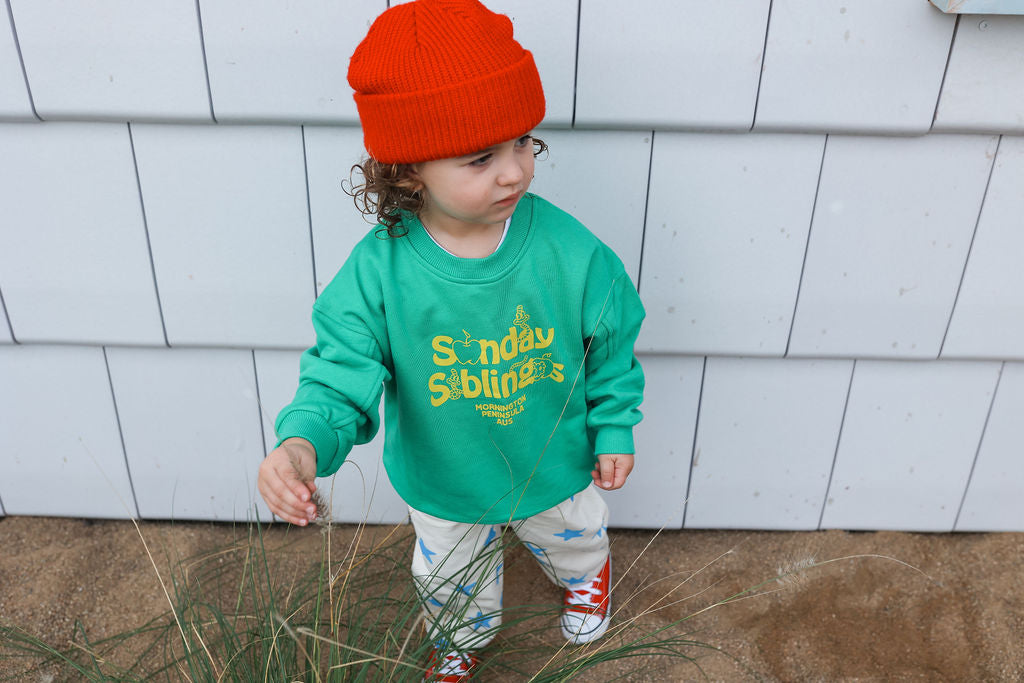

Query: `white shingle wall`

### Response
(0, 4, 33, 121)
(638, 133, 824, 356)
(0, 346, 137, 519)
(787, 134, 997, 359)
(685, 357, 852, 530)
(0, 123, 166, 346)
(104, 347, 272, 522)
(9, 0, 212, 122)
(957, 362, 1024, 531)
(942, 136, 1024, 358)
(575, 0, 771, 130)
(821, 360, 1001, 531)
(130, 124, 315, 348)
(199, 0, 384, 124)
(754, 0, 956, 134)
(0, 1, 1021, 530)
(933, 15, 1024, 134)
(0, 295, 13, 344)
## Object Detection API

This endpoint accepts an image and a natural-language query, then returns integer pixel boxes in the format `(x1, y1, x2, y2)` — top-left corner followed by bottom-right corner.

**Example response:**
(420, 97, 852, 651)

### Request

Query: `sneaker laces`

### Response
(566, 575, 606, 612)
(435, 651, 473, 676)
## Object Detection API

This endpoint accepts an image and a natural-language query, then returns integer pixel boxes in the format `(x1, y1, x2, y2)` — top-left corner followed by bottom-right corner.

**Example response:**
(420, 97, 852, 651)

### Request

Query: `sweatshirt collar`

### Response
(401, 193, 534, 281)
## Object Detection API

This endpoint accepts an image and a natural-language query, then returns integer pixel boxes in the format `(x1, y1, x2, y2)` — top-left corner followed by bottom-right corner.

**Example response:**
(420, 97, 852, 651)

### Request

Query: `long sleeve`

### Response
(274, 242, 393, 478)
(582, 250, 646, 455)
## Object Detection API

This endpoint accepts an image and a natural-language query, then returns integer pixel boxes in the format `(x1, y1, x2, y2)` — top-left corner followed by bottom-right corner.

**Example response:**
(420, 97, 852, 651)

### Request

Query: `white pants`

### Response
(409, 485, 610, 650)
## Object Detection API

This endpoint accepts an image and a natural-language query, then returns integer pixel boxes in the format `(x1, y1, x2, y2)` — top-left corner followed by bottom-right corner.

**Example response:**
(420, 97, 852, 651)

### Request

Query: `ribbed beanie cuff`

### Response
(348, 0, 546, 164)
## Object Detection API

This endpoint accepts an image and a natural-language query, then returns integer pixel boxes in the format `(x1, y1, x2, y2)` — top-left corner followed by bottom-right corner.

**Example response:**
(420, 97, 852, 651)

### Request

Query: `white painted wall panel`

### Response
(686, 357, 851, 530)
(201, 0, 383, 124)
(756, 0, 954, 134)
(0, 6, 34, 120)
(934, 16, 1024, 134)
(574, 0, 770, 129)
(10, 0, 210, 122)
(956, 363, 1024, 531)
(789, 135, 997, 359)
(304, 126, 375, 295)
(253, 349, 404, 524)
(600, 354, 702, 529)
(132, 124, 314, 348)
(0, 346, 136, 518)
(0, 123, 165, 346)
(821, 360, 1000, 531)
(943, 137, 1024, 359)
(106, 347, 271, 522)
(531, 130, 650, 287)
(0, 294, 12, 344)
(637, 133, 823, 355)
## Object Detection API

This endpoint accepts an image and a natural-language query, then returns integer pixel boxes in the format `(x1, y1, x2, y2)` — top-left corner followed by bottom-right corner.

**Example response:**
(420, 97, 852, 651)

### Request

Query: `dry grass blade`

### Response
(388, 612, 425, 682)
(191, 622, 220, 679)
(272, 616, 319, 683)
(78, 438, 196, 660)
(294, 627, 426, 672)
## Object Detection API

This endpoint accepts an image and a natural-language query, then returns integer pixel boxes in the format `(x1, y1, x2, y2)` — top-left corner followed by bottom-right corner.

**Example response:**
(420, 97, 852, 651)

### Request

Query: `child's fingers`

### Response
(266, 486, 316, 526)
(259, 454, 310, 501)
(267, 496, 310, 526)
(597, 454, 616, 489)
(258, 454, 317, 526)
(612, 453, 634, 489)
(592, 453, 634, 491)
(258, 478, 308, 525)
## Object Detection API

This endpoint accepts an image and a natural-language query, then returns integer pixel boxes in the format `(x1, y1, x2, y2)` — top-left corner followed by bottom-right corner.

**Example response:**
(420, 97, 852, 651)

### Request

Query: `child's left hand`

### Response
(592, 453, 634, 491)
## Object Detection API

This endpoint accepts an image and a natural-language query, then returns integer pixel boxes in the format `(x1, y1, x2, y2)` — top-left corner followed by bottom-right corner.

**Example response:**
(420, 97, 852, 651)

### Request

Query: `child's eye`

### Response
(515, 135, 532, 148)
(469, 153, 492, 167)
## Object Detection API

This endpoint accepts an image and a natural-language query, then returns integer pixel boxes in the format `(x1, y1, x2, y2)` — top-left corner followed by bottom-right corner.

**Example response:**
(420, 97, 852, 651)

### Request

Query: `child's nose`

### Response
(497, 156, 524, 186)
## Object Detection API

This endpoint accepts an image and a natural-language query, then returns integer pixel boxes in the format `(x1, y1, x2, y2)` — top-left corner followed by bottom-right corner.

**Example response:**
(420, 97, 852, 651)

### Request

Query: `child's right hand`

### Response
(257, 437, 319, 526)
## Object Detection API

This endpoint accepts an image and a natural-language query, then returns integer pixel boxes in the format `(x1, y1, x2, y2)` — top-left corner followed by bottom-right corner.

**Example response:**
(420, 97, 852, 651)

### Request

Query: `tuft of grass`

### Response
(0, 505, 933, 683)
(0, 515, 738, 682)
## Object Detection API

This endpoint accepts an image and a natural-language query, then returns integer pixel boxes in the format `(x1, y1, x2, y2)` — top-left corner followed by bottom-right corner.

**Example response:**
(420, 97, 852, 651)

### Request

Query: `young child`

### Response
(257, 0, 645, 678)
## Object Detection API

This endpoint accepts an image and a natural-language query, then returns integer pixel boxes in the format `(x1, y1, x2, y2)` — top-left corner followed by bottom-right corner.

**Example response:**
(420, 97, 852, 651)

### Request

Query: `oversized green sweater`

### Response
(276, 193, 645, 524)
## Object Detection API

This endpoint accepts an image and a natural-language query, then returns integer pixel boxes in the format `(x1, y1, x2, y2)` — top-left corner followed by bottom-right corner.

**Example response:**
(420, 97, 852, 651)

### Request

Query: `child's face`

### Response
(411, 134, 535, 233)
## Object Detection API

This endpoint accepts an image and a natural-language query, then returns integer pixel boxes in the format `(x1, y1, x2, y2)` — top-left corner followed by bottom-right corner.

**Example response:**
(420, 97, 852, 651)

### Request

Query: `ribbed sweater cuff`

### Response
(594, 426, 635, 455)
(275, 411, 341, 478)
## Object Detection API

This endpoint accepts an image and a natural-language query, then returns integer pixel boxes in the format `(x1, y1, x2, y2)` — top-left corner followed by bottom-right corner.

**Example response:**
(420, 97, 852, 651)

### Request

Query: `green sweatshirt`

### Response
(276, 193, 645, 524)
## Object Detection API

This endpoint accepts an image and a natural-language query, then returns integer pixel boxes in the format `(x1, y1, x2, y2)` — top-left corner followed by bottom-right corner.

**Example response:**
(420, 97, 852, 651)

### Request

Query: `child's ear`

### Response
(401, 166, 424, 192)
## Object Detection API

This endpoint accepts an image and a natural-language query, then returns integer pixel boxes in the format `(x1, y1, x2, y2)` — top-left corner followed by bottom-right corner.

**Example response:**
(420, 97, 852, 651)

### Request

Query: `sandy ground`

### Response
(0, 516, 1021, 681)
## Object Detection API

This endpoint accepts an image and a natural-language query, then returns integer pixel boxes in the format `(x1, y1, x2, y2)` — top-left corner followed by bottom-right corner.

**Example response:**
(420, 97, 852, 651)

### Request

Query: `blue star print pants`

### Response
(409, 485, 610, 650)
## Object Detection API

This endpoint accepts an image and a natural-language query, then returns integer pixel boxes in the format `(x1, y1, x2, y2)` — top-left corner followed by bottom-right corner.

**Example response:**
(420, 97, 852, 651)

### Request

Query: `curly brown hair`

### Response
(346, 136, 549, 238)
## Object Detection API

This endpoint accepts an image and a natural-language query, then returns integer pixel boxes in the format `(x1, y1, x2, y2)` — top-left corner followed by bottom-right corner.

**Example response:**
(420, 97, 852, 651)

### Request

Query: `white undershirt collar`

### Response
(424, 217, 511, 258)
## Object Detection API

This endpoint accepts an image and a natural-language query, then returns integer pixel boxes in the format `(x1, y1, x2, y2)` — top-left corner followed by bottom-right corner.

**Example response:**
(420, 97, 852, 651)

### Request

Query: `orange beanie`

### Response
(348, 0, 546, 164)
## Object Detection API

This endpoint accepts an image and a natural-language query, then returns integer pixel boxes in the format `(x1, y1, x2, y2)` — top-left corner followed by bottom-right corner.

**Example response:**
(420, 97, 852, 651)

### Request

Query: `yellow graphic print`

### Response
(428, 306, 565, 425)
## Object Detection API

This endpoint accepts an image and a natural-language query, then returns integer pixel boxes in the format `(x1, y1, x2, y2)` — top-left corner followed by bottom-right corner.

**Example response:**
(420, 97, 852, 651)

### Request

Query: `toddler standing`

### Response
(257, 1, 645, 679)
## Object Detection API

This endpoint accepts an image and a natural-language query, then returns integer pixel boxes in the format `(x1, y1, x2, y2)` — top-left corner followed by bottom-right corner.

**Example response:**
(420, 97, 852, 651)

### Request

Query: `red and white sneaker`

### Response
(424, 649, 478, 682)
(560, 555, 611, 644)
